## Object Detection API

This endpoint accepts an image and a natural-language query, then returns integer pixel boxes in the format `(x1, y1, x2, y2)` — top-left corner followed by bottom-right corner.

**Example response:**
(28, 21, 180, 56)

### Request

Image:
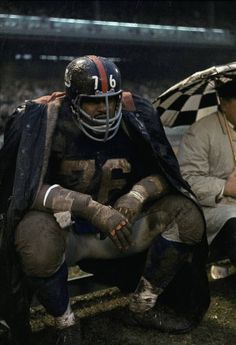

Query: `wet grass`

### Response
(81, 274, 236, 345)
(1, 272, 235, 345)
(30, 273, 236, 345)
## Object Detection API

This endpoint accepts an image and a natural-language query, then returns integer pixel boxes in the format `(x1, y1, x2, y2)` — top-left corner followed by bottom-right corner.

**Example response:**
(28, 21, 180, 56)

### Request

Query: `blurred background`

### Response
(1, 0, 236, 133)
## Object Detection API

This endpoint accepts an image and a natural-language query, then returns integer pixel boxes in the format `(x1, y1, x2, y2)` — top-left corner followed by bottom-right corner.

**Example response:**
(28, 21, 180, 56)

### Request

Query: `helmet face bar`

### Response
(65, 55, 122, 142)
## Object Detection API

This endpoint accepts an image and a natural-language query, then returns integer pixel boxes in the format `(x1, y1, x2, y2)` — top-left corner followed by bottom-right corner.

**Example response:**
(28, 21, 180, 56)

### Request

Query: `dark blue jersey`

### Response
(49, 114, 155, 206)
(0, 93, 209, 325)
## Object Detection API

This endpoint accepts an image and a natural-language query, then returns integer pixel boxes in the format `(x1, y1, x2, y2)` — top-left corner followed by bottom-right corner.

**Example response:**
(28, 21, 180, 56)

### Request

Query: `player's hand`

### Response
(91, 204, 132, 251)
(224, 167, 236, 197)
(114, 193, 143, 224)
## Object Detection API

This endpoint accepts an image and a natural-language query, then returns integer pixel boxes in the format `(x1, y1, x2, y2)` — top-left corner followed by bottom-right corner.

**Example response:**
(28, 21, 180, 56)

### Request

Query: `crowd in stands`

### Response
(1, 1, 235, 134)
(0, 78, 57, 134)
(0, 72, 172, 136)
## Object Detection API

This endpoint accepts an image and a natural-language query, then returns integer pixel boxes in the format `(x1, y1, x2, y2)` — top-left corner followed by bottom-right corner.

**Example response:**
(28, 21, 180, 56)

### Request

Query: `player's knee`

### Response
(15, 210, 66, 277)
(153, 194, 205, 245)
(178, 224, 204, 245)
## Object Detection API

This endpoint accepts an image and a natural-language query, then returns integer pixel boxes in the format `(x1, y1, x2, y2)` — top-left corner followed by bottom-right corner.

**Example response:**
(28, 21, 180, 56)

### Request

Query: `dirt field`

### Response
(0, 272, 235, 345)
(35, 273, 236, 345)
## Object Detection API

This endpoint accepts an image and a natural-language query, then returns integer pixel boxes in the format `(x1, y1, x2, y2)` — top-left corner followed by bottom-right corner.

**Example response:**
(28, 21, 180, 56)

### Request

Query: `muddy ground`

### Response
(30, 273, 236, 345)
(0, 273, 235, 345)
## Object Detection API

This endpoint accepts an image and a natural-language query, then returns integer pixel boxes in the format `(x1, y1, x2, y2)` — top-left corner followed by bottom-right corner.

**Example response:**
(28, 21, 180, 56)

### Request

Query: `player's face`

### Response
(221, 98, 236, 126)
(81, 96, 117, 119)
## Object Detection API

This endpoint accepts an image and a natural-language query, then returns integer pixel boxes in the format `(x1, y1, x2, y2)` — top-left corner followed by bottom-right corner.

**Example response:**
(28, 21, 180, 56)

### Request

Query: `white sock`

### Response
(129, 276, 162, 313)
(54, 303, 75, 329)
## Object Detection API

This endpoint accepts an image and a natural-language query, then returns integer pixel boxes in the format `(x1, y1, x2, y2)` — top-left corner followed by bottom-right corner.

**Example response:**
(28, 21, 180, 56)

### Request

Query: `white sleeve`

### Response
(177, 123, 226, 207)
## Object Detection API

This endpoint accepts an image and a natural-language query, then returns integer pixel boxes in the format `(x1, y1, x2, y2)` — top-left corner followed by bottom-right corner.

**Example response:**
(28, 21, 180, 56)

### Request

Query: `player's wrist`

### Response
(33, 184, 93, 216)
(131, 174, 170, 203)
(128, 190, 146, 204)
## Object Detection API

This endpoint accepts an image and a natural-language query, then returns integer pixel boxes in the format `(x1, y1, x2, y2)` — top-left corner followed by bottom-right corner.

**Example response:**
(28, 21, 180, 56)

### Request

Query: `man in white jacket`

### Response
(178, 79, 236, 276)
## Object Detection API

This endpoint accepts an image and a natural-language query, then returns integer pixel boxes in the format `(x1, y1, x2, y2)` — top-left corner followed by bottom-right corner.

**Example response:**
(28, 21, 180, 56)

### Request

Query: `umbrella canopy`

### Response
(153, 62, 236, 127)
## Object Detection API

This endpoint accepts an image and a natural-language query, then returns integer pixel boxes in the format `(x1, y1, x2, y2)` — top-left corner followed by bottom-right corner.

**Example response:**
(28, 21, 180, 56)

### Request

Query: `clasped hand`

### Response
(91, 204, 133, 251)
(114, 192, 143, 224)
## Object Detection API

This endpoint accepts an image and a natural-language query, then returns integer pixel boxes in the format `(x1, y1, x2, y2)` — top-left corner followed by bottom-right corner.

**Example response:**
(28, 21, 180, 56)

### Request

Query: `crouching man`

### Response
(0, 55, 210, 345)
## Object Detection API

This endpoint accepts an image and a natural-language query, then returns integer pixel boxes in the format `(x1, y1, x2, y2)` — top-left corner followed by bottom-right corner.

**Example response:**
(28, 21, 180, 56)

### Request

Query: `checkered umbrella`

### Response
(153, 62, 236, 127)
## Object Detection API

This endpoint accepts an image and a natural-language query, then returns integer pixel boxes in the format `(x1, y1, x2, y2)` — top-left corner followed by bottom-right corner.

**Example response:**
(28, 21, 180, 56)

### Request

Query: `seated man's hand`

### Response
(224, 168, 236, 197)
(90, 203, 132, 251)
(33, 184, 132, 250)
(113, 174, 169, 224)
(114, 192, 143, 224)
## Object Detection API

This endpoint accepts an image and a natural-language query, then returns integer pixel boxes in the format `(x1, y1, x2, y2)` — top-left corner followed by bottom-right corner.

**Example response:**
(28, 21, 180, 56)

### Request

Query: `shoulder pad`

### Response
(33, 91, 66, 104)
(122, 92, 136, 112)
